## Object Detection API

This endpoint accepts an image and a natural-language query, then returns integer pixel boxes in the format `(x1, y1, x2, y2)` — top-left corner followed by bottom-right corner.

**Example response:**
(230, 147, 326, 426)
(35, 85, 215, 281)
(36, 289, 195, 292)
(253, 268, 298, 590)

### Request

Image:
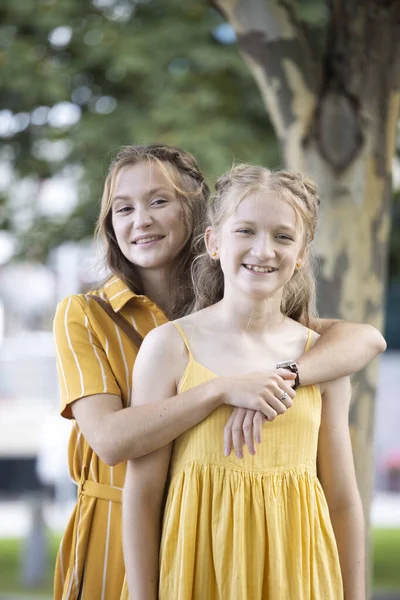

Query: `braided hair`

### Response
(96, 143, 210, 319)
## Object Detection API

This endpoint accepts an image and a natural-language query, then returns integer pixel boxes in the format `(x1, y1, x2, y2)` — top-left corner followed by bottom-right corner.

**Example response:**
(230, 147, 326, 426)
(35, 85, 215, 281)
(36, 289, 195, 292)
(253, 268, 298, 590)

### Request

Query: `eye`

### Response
(115, 205, 133, 214)
(151, 198, 168, 206)
(276, 234, 293, 241)
(237, 228, 254, 235)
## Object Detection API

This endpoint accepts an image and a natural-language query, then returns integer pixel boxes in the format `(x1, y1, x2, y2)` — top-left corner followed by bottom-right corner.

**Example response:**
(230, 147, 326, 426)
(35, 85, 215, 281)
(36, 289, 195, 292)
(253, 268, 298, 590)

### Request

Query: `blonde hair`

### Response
(96, 144, 210, 319)
(191, 164, 320, 325)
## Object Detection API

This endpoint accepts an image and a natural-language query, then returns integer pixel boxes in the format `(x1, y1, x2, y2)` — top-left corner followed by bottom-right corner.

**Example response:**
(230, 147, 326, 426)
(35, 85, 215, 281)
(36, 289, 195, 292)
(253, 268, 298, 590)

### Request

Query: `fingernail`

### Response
(236, 452, 243, 459)
(255, 436, 261, 444)
(224, 448, 229, 456)
(249, 449, 255, 455)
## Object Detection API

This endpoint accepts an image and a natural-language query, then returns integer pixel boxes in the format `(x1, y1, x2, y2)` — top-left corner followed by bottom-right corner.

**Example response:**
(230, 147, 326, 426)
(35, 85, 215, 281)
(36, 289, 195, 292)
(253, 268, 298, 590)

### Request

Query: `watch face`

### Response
(277, 360, 296, 369)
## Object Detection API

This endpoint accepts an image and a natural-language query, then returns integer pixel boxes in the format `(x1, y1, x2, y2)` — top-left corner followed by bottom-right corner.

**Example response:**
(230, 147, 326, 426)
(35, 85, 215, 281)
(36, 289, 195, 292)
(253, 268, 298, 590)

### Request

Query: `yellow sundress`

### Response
(158, 323, 343, 599)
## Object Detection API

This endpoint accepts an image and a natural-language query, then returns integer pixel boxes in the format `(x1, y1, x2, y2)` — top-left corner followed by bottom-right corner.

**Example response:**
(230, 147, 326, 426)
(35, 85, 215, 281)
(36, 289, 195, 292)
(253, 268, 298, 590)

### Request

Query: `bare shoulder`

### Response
(284, 317, 320, 353)
(136, 322, 189, 372)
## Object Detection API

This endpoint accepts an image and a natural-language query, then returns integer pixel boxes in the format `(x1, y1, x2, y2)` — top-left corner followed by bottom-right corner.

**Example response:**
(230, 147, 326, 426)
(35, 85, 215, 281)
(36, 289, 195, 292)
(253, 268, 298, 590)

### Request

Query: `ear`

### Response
(296, 246, 309, 269)
(205, 226, 219, 260)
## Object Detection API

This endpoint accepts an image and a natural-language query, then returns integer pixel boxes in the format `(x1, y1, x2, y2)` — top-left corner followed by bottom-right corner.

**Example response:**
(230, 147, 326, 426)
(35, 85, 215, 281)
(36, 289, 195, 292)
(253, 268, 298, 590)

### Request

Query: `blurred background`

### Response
(0, 0, 399, 598)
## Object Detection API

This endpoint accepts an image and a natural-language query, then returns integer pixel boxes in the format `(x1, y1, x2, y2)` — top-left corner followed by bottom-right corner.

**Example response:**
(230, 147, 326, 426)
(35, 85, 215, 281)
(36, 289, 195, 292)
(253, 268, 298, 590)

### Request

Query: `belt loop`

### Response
(78, 464, 87, 496)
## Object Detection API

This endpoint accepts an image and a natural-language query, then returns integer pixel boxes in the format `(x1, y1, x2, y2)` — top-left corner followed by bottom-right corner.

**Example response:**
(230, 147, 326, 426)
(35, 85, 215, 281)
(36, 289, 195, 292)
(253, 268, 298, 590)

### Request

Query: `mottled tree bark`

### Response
(213, 0, 400, 588)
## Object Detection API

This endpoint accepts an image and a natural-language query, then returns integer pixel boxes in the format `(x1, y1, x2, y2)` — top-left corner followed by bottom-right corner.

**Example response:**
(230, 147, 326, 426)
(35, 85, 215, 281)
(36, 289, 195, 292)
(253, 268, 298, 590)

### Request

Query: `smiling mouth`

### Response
(133, 235, 165, 245)
(243, 264, 278, 274)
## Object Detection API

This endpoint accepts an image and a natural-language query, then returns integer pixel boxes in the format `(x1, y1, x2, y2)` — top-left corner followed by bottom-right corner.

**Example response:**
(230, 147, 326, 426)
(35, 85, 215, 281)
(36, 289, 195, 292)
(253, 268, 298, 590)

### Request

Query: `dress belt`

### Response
(79, 479, 122, 503)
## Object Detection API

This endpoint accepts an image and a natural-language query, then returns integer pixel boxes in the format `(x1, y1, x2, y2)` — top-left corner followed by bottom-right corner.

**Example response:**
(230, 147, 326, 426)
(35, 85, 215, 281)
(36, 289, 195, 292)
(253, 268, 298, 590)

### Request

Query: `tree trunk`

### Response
(214, 0, 400, 587)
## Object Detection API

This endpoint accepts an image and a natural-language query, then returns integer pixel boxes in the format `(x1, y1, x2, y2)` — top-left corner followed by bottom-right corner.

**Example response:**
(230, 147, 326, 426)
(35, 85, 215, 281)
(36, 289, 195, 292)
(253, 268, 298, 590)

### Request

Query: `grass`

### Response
(372, 528, 400, 591)
(0, 534, 60, 596)
(0, 529, 399, 595)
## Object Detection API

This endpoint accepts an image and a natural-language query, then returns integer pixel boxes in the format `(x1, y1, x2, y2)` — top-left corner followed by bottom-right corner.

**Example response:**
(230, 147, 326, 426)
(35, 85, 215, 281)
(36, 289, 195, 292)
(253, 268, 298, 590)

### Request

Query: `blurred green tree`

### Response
(0, 0, 279, 258)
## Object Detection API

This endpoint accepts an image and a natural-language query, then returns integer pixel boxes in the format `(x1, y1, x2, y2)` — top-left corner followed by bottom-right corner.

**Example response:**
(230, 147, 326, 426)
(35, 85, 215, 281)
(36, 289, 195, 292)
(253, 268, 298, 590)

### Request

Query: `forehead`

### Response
(226, 189, 298, 226)
(113, 160, 175, 196)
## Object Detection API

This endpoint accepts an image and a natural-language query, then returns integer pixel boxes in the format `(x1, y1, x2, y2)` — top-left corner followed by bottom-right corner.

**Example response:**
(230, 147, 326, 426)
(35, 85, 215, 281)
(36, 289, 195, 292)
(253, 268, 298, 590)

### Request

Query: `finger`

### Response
(267, 390, 288, 415)
(274, 378, 296, 402)
(276, 368, 296, 387)
(231, 408, 247, 459)
(253, 411, 266, 445)
(259, 399, 278, 422)
(242, 410, 256, 455)
(223, 408, 238, 456)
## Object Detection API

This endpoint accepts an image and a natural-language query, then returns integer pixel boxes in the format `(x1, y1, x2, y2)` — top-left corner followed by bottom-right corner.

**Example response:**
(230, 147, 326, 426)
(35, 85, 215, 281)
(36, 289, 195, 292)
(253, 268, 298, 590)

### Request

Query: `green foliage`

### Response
(372, 527, 400, 590)
(0, 0, 278, 259)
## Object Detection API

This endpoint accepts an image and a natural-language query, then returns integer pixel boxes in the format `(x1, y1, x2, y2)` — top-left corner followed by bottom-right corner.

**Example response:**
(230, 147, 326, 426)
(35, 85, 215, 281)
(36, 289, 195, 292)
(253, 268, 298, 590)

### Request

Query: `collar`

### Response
(101, 275, 139, 312)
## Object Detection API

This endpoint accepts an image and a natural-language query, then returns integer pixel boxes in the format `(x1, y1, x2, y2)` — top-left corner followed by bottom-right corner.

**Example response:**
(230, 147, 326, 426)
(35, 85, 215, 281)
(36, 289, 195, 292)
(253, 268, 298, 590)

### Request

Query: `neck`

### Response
(216, 287, 285, 334)
(137, 269, 172, 315)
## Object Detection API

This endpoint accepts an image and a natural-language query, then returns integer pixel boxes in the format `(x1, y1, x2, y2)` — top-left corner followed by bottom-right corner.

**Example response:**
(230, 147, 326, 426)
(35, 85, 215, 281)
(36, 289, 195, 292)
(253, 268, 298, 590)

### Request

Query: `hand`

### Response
(223, 408, 267, 458)
(220, 369, 296, 459)
(219, 369, 296, 420)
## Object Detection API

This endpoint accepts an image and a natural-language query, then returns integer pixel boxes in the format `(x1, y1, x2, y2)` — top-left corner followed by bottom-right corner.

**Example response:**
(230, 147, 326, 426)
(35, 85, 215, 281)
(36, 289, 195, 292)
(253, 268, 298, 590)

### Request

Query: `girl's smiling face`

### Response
(208, 189, 305, 302)
(111, 161, 188, 273)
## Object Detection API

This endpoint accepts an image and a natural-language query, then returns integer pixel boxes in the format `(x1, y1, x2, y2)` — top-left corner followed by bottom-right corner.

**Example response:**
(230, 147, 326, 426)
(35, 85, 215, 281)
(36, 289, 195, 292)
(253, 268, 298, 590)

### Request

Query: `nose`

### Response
(251, 234, 275, 261)
(134, 206, 153, 230)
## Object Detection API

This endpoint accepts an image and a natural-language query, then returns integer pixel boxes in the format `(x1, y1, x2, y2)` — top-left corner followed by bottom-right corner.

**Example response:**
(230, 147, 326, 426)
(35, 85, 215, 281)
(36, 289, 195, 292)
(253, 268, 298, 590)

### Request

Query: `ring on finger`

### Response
(279, 392, 289, 402)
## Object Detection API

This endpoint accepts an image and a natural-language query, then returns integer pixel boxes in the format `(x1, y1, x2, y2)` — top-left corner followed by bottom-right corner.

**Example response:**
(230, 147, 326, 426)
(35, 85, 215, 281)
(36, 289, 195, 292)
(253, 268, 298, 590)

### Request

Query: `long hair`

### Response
(191, 164, 320, 325)
(95, 143, 210, 319)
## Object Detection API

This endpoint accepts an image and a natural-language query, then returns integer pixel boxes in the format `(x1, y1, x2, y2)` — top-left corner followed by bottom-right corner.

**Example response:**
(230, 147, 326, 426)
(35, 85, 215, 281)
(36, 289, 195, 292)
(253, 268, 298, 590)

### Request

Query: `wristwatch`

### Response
(276, 360, 300, 390)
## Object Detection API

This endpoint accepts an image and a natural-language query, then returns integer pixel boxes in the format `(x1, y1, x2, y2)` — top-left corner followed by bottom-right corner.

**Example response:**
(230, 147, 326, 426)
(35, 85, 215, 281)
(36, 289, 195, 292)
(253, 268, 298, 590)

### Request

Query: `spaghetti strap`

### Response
(171, 322, 193, 358)
(304, 329, 314, 353)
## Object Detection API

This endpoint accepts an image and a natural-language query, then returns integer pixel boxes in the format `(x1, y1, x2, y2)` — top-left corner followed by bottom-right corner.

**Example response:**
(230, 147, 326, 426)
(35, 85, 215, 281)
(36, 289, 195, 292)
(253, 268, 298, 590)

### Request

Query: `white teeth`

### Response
(244, 264, 276, 273)
(135, 236, 163, 245)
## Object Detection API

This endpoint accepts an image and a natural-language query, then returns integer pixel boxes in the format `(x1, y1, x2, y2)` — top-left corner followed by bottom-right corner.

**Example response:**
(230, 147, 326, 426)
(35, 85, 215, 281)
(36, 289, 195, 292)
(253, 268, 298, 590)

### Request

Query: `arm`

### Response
(71, 325, 297, 464)
(122, 325, 181, 598)
(318, 376, 365, 599)
(298, 319, 386, 386)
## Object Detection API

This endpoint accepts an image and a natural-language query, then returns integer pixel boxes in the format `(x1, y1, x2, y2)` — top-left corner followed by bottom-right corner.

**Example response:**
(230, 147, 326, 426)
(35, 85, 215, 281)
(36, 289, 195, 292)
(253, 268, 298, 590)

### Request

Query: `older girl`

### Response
(123, 165, 366, 599)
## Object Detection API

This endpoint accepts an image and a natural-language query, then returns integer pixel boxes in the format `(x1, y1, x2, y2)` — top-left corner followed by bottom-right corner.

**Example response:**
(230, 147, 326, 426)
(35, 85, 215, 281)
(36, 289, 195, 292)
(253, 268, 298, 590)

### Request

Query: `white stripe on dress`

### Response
(103, 277, 117, 288)
(108, 288, 130, 301)
(65, 297, 85, 397)
(149, 308, 158, 327)
(74, 501, 84, 597)
(74, 422, 82, 467)
(58, 536, 65, 586)
(84, 314, 107, 393)
(90, 461, 97, 483)
(114, 323, 130, 402)
(64, 565, 74, 600)
(130, 314, 138, 331)
(54, 340, 69, 399)
(101, 501, 113, 600)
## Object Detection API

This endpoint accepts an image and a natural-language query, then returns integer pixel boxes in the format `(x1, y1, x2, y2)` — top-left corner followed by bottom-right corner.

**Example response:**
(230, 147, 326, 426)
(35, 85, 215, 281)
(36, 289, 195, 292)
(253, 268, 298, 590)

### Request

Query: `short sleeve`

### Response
(53, 295, 122, 419)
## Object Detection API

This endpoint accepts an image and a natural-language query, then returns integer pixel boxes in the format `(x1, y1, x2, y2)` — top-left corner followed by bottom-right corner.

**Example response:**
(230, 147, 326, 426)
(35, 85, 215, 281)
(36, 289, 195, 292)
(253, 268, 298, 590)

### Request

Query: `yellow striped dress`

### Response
(53, 275, 167, 600)
(154, 324, 343, 599)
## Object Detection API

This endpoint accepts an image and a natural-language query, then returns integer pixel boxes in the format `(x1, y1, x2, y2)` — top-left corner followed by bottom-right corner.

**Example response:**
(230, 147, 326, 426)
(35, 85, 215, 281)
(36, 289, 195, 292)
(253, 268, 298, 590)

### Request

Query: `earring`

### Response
(211, 252, 217, 258)
(296, 260, 301, 269)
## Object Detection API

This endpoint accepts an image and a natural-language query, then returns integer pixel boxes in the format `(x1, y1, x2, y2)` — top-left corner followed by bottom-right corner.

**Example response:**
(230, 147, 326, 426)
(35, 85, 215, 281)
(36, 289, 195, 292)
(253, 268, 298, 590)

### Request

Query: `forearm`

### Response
(298, 322, 386, 386)
(330, 501, 365, 599)
(102, 378, 223, 464)
(123, 488, 161, 599)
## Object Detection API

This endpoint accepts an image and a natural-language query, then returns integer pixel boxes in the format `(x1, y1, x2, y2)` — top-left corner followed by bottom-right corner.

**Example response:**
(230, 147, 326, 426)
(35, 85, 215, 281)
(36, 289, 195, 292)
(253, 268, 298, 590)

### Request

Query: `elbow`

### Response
(369, 325, 387, 355)
(101, 451, 120, 468)
(95, 443, 121, 467)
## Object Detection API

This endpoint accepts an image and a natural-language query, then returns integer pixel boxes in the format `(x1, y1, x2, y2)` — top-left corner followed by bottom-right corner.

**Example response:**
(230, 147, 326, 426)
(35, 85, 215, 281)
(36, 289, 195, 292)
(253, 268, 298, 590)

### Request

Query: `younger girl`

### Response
(123, 165, 365, 599)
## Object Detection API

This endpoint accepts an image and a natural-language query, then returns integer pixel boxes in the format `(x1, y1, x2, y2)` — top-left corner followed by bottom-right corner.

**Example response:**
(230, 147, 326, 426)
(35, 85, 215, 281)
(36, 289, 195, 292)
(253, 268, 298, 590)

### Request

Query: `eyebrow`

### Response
(112, 187, 172, 202)
(232, 220, 296, 232)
